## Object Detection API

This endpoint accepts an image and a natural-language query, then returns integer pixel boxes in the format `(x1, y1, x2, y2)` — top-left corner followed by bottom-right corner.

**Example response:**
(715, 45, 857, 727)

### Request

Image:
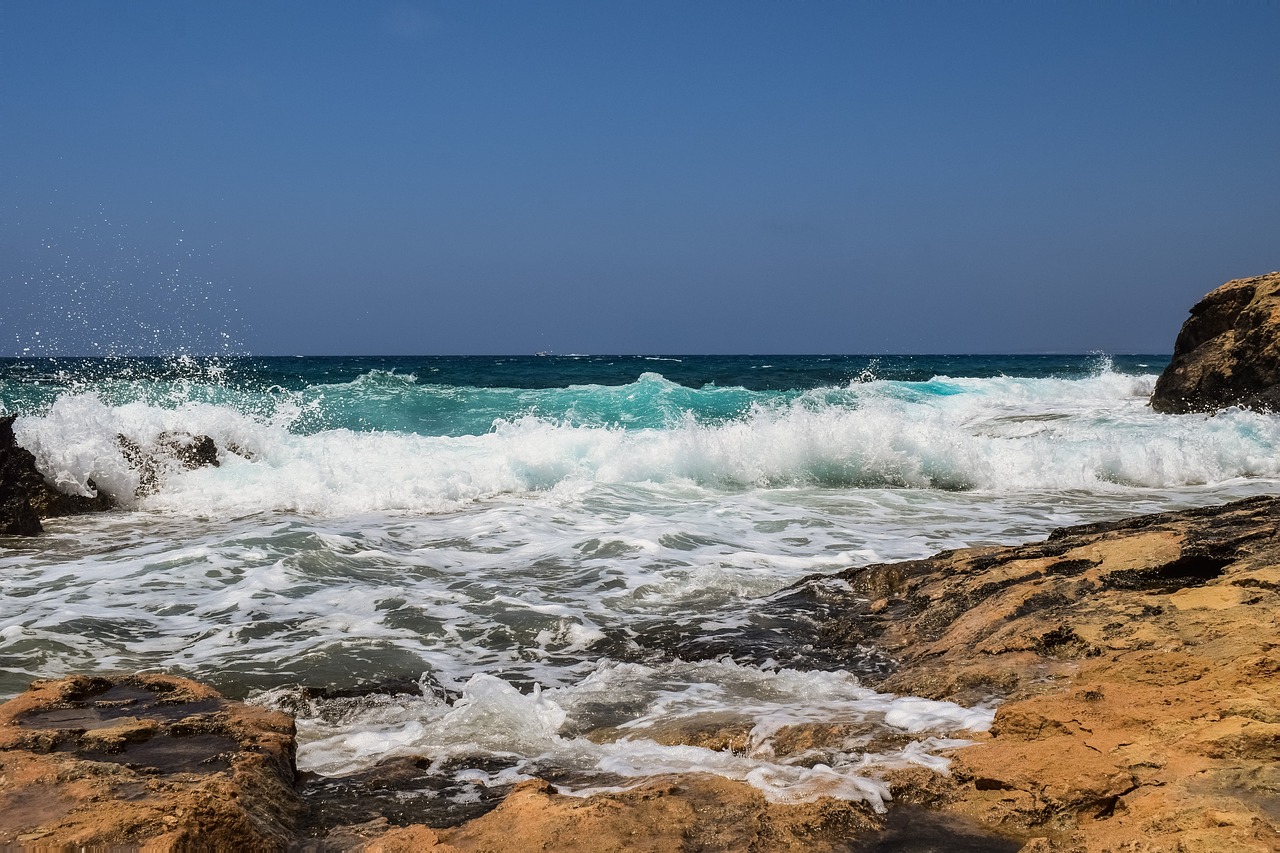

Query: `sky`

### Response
(2, 1, 1279, 356)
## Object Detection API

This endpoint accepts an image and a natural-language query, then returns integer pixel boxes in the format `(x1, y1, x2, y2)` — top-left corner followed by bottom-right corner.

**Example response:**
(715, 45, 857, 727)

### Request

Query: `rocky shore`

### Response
(785, 494, 1280, 851)
(2, 495, 1277, 851)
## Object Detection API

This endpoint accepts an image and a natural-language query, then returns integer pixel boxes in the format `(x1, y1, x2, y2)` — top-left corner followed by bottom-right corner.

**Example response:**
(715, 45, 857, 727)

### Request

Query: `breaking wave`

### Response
(10, 368, 1280, 516)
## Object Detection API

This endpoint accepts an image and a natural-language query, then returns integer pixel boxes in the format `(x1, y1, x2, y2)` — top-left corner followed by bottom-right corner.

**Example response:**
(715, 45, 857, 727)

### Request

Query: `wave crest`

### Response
(11, 368, 1280, 517)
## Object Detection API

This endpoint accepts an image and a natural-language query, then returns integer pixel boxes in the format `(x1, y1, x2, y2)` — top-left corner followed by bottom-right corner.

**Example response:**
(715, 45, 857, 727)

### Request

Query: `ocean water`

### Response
(3, 353, 1278, 811)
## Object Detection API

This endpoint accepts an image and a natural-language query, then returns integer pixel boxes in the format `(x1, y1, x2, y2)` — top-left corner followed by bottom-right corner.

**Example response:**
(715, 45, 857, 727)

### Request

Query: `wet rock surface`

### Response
(340, 775, 886, 853)
(325, 775, 1025, 852)
(0, 674, 299, 850)
(116, 430, 223, 497)
(1, 417, 229, 536)
(784, 494, 1280, 851)
(298, 754, 522, 840)
(0, 415, 112, 536)
(1151, 271, 1280, 413)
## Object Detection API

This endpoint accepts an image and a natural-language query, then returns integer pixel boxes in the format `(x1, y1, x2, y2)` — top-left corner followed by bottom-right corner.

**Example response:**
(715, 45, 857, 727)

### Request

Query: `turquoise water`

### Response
(3, 352, 1278, 808)
(1, 354, 1164, 435)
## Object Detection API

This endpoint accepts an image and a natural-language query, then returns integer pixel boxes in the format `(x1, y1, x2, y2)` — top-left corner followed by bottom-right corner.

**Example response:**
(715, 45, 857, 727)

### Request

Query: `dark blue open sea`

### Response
(4, 353, 1278, 808)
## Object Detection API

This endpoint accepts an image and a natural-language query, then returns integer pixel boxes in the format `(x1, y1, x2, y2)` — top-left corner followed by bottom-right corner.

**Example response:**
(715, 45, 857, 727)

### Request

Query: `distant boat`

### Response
(535, 351, 553, 357)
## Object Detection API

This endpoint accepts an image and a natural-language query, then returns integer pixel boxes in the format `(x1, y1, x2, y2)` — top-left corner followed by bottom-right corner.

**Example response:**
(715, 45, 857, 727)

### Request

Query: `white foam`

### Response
(7, 369, 1280, 806)
(14, 371, 1280, 519)
(263, 660, 992, 810)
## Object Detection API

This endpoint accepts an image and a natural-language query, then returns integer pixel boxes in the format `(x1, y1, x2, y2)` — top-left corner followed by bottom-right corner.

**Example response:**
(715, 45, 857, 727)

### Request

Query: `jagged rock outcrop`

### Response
(785, 495, 1280, 851)
(0, 415, 112, 536)
(117, 430, 222, 497)
(0, 674, 300, 850)
(1151, 271, 1280, 413)
(0, 415, 229, 535)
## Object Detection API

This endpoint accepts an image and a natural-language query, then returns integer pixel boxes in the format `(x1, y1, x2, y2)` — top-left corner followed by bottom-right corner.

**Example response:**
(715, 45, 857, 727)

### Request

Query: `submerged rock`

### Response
(117, 430, 222, 497)
(1151, 271, 1280, 413)
(0, 674, 300, 850)
(788, 494, 1280, 851)
(0, 415, 112, 536)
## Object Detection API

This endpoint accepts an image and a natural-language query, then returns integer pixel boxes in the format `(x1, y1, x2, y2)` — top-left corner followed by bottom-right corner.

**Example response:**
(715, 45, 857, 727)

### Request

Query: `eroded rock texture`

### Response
(329, 776, 888, 853)
(1151, 271, 1280, 413)
(786, 495, 1280, 851)
(0, 674, 300, 850)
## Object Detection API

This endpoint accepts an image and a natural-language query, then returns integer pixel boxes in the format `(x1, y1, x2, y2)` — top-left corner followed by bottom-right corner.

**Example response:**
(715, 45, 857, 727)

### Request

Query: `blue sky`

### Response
(3, 1, 1278, 355)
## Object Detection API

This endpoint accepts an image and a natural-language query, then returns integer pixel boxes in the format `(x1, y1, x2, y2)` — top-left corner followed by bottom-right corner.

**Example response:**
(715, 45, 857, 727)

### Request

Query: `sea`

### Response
(3, 353, 1278, 813)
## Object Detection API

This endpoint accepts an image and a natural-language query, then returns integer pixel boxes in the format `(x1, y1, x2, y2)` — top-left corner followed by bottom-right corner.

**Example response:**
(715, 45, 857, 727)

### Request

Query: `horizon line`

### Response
(0, 351, 1175, 360)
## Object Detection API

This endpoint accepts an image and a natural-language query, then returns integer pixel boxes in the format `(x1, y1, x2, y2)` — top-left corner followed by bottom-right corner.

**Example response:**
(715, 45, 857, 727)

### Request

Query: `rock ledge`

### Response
(0, 674, 299, 850)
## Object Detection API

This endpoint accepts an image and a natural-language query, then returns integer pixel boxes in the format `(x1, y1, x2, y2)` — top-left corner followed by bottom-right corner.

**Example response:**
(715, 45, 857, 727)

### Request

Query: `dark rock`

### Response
(2, 416, 52, 536)
(300, 755, 517, 837)
(118, 430, 221, 497)
(25, 476, 114, 518)
(0, 495, 42, 537)
(157, 431, 220, 470)
(2, 417, 226, 535)
(1, 415, 113, 536)
(1151, 271, 1280, 413)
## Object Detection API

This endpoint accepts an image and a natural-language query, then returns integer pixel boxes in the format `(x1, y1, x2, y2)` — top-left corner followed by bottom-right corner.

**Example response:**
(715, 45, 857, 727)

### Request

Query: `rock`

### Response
(0, 415, 112, 536)
(358, 823, 449, 852)
(117, 430, 222, 497)
(1, 415, 227, 535)
(0, 674, 300, 850)
(358, 776, 884, 853)
(158, 431, 220, 470)
(1151, 271, 1280, 413)
(345, 776, 1025, 852)
(788, 494, 1280, 850)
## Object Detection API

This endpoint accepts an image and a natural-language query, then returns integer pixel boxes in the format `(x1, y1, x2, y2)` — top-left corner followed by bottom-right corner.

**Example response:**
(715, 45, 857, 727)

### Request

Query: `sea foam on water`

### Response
(4, 355, 1280, 809)
(10, 366, 1280, 516)
(268, 660, 993, 810)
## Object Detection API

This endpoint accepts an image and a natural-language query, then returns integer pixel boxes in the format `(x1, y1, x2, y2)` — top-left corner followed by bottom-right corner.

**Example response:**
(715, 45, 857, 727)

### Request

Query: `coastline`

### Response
(2, 495, 1277, 850)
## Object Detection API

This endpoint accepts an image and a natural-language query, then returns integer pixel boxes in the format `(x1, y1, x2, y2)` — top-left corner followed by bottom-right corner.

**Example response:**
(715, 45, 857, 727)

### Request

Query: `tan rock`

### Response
(789, 494, 1280, 851)
(361, 824, 453, 852)
(430, 775, 881, 852)
(0, 674, 299, 850)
